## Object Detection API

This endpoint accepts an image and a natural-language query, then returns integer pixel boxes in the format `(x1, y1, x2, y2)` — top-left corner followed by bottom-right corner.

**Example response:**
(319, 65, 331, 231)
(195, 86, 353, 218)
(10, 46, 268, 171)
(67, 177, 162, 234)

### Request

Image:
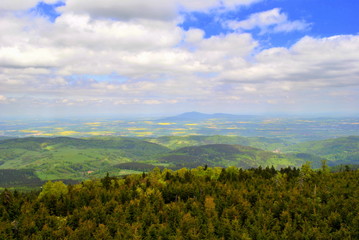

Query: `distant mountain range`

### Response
(157, 111, 257, 122)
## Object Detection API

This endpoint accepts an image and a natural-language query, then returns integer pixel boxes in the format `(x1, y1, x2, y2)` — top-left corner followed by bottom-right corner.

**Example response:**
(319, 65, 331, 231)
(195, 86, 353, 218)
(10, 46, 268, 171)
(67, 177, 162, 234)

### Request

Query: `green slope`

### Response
(0, 137, 170, 180)
(1, 135, 356, 183)
(147, 135, 290, 151)
(283, 136, 359, 165)
(158, 144, 316, 169)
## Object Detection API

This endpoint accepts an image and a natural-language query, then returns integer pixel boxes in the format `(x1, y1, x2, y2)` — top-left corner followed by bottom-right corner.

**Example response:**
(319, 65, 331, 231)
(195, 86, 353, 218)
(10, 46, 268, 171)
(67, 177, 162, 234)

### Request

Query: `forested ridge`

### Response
(0, 166, 358, 239)
(0, 136, 358, 184)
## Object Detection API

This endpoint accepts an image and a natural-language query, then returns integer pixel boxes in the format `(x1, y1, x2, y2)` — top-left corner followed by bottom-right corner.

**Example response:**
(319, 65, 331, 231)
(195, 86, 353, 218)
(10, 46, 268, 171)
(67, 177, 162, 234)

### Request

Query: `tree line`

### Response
(0, 165, 358, 239)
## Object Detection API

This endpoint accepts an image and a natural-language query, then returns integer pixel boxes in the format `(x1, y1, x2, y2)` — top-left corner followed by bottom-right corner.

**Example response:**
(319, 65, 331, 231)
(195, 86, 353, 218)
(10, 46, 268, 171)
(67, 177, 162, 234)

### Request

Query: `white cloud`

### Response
(60, 0, 177, 21)
(178, 0, 219, 12)
(226, 8, 310, 34)
(0, 47, 59, 68)
(53, 14, 183, 51)
(0, 0, 59, 12)
(185, 28, 205, 44)
(0, 0, 39, 11)
(0, 0, 358, 116)
(273, 21, 309, 33)
(220, 35, 359, 89)
(222, 0, 262, 7)
(179, 0, 262, 12)
(197, 33, 258, 58)
(60, 0, 264, 20)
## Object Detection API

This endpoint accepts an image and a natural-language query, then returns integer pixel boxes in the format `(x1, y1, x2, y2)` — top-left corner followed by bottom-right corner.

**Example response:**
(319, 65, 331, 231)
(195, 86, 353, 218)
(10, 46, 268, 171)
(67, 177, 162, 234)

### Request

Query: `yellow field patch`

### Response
(85, 122, 102, 126)
(185, 123, 198, 126)
(85, 131, 115, 136)
(19, 130, 41, 133)
(57, 131, 80, 136)
(157, 122, 176, 125)
(135, 132, 153, 136)
(41, 133, 55, 136)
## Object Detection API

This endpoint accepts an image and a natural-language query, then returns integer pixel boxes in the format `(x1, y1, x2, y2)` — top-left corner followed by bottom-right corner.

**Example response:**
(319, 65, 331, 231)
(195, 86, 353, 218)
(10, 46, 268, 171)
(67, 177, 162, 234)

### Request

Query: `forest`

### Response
(0, 165, 358, 239)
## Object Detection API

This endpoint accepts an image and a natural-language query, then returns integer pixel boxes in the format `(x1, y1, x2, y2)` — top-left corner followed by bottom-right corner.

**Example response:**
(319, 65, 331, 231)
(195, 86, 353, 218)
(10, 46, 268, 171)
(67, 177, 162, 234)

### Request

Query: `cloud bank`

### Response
(0, 0, 358, 117)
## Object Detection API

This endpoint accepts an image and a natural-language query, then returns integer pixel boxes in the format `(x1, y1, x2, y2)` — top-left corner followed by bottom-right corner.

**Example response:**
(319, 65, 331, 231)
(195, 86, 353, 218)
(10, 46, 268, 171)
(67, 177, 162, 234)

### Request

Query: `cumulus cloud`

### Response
(60, 0, 263, 19)
(185, 28, 205, 44)
(180, 0, 263, 12)
(0, 0, 358, 116)
(0, 0, 39, 11)
(59, 0, 177, 21)
(0, 0, 58, 12)
(220, 35, 359, 89)
(226, 8, 310, 34)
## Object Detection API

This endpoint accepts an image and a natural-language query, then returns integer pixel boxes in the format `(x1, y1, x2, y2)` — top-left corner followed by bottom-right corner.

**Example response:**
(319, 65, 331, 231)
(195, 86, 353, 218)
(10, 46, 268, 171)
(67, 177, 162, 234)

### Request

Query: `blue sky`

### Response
(0, 0, 358, 118)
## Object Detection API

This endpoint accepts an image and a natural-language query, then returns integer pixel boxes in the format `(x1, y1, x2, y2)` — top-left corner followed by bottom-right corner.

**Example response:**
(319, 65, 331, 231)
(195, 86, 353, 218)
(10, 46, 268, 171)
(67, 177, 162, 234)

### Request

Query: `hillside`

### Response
(0, 136, 15, 141)
(0, 137, 170, 181)
(0, 135, 356, 186)
(283, 136, 359, 165)
(147, 135, 290, 151)
(158, 144, 319, 169)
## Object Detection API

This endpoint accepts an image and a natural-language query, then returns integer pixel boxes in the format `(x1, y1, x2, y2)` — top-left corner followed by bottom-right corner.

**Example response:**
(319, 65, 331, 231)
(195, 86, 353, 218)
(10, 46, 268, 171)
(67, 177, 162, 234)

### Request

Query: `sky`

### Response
(0, 0, 358, 118)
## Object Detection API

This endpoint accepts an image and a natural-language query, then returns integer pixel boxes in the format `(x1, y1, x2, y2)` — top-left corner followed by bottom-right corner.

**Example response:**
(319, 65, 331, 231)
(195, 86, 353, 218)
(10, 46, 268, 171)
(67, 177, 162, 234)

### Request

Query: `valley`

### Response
(0, 113, 358, 189)
(0, 134, 358, 189)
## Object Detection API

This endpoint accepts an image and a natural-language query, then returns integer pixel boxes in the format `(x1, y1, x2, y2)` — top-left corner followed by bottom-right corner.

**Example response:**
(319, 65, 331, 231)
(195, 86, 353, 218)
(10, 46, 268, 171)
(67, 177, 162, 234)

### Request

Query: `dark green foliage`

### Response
(161, 144, 269, 169)
(0, 169, 43, 188)
(0, 167, 357, 239)
(286, 153, 328, 168)
(0, 137, 15, 141)
(330, 164, 359, 172)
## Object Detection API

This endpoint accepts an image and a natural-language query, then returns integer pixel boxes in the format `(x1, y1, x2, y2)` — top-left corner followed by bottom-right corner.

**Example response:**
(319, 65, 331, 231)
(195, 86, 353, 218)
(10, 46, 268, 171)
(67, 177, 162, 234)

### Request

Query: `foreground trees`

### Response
(0, 166, 358, 239)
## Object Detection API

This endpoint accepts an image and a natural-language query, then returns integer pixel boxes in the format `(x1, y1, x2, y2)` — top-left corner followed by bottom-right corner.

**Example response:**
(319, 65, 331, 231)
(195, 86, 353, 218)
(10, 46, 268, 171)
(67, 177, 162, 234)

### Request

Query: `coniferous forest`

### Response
(0, 166, 358, 239)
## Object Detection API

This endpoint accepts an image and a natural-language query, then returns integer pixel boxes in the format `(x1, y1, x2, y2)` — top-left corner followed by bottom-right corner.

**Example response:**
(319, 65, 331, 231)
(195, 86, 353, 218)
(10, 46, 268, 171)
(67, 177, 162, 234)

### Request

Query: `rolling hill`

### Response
(147, 135, 290, 151)
(0, 135, 356, 187)
(158, 144, 320, 169)
(283, 136, 359, 165)
(0, 136, 170, 181)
